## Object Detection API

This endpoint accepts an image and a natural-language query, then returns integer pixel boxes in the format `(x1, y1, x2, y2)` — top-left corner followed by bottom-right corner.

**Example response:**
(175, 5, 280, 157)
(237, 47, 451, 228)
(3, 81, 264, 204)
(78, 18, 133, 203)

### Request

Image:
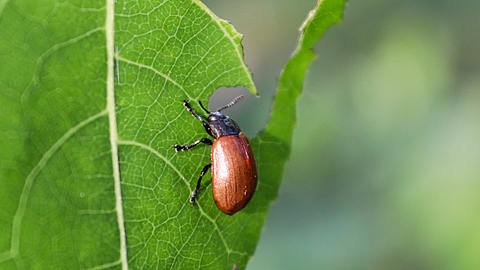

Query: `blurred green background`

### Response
(205, 0, 480, 269)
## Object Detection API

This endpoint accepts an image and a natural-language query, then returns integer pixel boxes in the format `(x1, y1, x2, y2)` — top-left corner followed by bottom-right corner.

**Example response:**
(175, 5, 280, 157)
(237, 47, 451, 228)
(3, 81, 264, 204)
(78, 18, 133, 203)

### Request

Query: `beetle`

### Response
(173, 95, 257, 215)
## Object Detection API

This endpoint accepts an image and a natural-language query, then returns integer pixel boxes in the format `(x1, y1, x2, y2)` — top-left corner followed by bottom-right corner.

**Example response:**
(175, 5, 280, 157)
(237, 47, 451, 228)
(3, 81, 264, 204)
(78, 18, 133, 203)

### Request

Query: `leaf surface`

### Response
(0, 0, 346, 269)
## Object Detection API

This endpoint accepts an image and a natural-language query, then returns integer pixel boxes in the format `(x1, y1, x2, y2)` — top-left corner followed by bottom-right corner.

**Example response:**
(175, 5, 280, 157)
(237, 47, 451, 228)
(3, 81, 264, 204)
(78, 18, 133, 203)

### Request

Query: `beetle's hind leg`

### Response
(173, 138, 212, 152)
(190, 163, 211, 204)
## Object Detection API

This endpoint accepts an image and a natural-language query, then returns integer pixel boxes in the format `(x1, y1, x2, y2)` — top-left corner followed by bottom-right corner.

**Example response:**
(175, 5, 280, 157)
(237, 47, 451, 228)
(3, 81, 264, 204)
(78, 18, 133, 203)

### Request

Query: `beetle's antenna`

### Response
(217, 95, 244, 112)
(198, 101, 210, 114)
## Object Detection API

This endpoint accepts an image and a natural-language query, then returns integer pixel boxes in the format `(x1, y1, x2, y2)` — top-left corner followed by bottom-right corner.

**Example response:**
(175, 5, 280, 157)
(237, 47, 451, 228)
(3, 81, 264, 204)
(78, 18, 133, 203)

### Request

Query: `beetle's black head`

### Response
(207, 111, 240, 138)
(199, 95, 244, 138)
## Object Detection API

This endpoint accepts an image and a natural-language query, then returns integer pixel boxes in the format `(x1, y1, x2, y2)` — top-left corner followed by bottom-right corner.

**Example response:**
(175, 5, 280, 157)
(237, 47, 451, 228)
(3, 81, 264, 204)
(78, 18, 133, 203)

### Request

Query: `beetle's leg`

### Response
(183, 100, 213, 137)
(173, 138, 212, 152)
(190, 163, 211, 204)
(183, 100, 205, 122)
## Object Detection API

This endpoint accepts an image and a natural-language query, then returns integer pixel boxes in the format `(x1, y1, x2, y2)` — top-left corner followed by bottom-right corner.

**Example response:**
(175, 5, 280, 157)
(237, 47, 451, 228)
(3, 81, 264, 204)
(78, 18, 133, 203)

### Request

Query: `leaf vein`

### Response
(20, 27, 105, 101)
(115, 55, 193, 100)
(0, 0, 10, 18)
(87, 259, 121, 270)
(7, 110, 107, 260)
(168, 216, 202, 270)
(180, 35, 226, 87)
(115, 0, 169, 18)
(0, 251, 12, 263)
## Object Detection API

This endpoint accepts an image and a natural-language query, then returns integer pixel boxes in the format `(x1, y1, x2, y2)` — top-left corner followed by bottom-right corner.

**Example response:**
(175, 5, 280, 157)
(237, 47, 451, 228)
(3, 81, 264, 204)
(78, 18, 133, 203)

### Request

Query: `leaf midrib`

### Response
(105, 0, 129, 269)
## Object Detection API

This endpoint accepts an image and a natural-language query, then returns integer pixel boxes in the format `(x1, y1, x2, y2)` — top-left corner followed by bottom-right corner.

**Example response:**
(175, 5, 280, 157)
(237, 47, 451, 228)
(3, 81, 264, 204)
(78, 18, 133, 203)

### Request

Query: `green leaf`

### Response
(0, 0, 346, 269)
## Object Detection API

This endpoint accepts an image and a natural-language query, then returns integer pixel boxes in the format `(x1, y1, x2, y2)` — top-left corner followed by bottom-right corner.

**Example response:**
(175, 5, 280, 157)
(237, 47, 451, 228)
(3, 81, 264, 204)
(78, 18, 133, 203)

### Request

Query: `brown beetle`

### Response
(173, 96, 257, 215)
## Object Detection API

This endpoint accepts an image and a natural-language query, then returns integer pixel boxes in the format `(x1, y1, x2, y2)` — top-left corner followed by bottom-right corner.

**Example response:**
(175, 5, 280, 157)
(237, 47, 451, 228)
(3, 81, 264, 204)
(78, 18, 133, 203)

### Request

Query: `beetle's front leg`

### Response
(190, 163, 211, 204)
(173, 138, 212, 152)
(182, 100, 213, 137)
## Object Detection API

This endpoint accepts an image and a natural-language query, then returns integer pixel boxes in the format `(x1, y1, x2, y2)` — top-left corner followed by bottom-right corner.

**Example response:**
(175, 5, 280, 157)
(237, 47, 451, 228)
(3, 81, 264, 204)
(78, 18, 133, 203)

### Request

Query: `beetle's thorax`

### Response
(207, 112, 240, 138)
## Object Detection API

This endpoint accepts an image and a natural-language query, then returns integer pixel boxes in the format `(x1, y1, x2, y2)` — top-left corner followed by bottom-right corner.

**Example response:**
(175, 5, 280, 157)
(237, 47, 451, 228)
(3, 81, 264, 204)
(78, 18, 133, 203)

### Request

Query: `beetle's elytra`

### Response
(173, 96, 257, 215)
(211, 132, 257, 214)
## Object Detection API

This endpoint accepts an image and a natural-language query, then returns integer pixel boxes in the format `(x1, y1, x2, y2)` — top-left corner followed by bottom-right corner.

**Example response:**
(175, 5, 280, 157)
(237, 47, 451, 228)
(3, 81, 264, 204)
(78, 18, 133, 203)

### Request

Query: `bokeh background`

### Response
(204, 0, 480, 269)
